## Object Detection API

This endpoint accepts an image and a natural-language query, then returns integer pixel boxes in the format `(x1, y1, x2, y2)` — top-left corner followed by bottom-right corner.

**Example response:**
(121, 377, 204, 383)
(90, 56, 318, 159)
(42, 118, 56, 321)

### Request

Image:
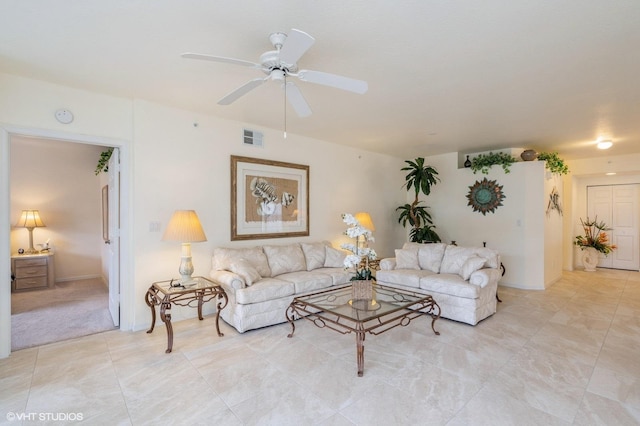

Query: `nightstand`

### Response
(11, 252, 55, 292)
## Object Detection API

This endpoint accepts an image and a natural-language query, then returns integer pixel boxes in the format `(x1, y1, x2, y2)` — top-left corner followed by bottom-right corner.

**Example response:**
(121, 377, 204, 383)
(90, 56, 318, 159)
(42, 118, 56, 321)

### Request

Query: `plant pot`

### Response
(351, 280, 373, 300)
(581, 247, 600, 272)
(520, 149, 538, 161)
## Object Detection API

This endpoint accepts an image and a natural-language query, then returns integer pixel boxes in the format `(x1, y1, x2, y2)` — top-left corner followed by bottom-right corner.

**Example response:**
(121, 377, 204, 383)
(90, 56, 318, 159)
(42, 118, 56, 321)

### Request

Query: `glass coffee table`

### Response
(286, 283, 441, 376)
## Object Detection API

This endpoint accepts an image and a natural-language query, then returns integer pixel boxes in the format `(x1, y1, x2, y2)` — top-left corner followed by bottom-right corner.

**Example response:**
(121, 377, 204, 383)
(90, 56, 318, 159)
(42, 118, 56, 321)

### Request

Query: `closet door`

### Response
(610, 185, 639, 270)
(587, 184, 639, 271)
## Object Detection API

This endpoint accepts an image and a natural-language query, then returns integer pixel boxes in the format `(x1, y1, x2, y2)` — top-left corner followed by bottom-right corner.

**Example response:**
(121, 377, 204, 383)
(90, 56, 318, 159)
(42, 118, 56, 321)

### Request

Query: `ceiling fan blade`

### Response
(297, 70, 368, 94)
(284, 82, 312, 117)
(181, 53, 261, 69)
(279, 29, 315, 65)
(218, 77, 268, 105)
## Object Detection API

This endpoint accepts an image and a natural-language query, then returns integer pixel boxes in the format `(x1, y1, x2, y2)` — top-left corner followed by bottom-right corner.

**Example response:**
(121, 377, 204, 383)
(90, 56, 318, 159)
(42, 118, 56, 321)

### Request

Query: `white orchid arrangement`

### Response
(341, 213, 377, 281)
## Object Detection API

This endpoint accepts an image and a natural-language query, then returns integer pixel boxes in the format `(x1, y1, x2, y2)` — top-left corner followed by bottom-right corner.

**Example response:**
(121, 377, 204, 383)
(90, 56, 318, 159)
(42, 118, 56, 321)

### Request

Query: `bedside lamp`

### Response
(162, 210, 207, 284)
(16, 210, 46, 254)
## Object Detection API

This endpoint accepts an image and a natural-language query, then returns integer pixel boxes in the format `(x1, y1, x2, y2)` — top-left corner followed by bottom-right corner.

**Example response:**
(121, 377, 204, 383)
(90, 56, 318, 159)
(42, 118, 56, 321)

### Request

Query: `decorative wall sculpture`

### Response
(466, 178, 505, 215)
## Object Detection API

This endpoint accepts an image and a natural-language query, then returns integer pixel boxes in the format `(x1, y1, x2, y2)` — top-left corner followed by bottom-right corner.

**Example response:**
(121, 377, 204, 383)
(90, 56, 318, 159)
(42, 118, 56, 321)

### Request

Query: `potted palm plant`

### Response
(396, 158, 441, 243)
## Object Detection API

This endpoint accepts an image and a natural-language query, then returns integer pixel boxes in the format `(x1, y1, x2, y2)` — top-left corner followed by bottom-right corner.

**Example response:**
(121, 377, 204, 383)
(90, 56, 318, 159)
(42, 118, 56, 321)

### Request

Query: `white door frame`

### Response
(0, 125, 133, 358)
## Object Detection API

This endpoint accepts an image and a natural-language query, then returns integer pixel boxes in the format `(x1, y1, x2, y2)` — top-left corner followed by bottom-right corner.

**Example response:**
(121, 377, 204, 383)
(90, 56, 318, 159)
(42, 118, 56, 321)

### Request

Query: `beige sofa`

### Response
(376, 242, 502, 325)
(209, 241, 353, 333)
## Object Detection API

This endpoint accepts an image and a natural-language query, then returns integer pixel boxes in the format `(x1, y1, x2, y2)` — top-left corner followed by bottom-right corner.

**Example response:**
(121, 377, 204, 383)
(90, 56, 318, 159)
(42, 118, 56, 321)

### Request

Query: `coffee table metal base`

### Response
(286, 286, 440, 377)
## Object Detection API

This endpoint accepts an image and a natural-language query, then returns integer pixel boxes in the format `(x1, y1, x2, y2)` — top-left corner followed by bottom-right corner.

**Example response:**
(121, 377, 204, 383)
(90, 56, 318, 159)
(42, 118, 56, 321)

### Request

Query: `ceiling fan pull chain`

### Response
(283, 74, 287, 139)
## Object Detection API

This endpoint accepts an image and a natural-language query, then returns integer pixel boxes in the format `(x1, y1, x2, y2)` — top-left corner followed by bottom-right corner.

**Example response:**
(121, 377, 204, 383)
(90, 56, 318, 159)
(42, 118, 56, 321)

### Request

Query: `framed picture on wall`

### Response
(231, 155, 309, 240)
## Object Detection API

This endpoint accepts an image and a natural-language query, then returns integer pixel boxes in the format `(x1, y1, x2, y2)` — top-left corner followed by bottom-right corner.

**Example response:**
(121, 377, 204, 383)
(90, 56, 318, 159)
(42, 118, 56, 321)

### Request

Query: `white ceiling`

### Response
(2, 1, 639, 160)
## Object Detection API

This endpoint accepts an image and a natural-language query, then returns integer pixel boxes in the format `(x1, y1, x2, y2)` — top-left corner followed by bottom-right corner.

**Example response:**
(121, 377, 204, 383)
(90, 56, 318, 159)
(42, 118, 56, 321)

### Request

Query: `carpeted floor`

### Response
(11, 277, 117, 351)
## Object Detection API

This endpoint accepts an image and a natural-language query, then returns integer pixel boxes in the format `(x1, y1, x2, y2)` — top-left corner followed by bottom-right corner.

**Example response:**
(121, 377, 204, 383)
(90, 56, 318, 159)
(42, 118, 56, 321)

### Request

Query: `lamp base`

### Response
(179, 278, 198, 287)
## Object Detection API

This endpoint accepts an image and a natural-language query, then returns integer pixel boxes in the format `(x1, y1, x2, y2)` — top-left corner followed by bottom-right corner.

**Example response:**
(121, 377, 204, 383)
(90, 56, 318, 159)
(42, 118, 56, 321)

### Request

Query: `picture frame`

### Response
(231, 155, 309, 240)
(102, 185, 109, 242)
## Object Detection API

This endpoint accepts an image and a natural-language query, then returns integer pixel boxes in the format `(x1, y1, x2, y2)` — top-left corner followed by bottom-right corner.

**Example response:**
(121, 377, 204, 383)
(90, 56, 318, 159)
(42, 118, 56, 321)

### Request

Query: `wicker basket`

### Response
(351, 280, 373, 300)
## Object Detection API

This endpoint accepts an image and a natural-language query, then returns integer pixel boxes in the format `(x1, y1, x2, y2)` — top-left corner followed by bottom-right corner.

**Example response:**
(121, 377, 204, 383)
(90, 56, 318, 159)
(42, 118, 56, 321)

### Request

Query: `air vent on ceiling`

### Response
(243, 129, 264, 147)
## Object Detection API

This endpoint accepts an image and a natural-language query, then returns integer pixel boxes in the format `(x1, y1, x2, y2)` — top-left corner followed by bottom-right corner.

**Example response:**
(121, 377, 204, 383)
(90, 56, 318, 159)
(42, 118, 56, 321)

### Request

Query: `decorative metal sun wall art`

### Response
(466, 178, 505, 215)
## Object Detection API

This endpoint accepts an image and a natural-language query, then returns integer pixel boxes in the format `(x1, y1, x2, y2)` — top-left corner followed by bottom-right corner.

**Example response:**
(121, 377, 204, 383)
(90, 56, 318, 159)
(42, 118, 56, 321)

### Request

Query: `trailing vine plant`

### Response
(537, 151, 569, 175)
(470, 152, 517, 174)
(95, 147, 114, 175)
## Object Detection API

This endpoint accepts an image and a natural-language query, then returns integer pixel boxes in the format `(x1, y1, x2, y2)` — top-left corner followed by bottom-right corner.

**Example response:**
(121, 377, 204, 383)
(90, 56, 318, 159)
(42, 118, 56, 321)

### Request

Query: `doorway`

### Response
(587, 184, 640, 270)
(10, 137, 120, 349)
(0, 125, 132, 358)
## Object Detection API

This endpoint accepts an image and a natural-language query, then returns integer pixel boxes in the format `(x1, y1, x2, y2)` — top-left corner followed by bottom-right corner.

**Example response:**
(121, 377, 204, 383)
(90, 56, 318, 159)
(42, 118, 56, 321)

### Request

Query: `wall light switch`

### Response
(149, 221, 161, 232)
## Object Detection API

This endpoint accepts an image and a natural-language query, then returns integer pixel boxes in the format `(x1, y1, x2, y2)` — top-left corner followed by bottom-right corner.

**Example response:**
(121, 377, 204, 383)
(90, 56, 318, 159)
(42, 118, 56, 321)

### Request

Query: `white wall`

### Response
(129, 99, 407, 327)
(10, 136, 105, 281)
(424, 153, 550, 289)
(1, 72, 134, 357)
(0, 72, 409, 358)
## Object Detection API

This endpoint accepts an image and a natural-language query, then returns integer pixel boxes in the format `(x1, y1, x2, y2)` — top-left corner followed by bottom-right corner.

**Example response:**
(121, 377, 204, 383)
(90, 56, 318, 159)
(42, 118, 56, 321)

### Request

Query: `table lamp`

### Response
(354, 212, 374, 247)
(16, 210, 46, 254)
(162, 210, 207, 285)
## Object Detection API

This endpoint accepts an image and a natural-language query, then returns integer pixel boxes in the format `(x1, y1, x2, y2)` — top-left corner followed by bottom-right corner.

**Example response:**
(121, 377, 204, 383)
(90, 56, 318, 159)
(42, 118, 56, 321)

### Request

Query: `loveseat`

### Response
(209, 241, 353, 333)
(376, 242, 502, 325)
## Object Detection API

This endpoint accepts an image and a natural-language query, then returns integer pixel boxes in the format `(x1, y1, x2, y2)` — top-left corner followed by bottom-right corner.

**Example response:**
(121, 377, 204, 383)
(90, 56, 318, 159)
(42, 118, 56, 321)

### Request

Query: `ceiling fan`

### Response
(181, 29, 368, 117)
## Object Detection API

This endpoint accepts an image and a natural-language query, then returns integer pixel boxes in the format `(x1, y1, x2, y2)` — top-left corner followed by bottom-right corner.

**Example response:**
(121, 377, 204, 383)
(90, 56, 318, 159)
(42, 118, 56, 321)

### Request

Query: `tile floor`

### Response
(1, 269, 639, 425)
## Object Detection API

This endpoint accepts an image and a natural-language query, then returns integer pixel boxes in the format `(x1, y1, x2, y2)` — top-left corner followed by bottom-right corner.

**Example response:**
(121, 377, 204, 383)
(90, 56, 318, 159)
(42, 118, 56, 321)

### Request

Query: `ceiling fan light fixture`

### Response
(597, 140, 613, 149)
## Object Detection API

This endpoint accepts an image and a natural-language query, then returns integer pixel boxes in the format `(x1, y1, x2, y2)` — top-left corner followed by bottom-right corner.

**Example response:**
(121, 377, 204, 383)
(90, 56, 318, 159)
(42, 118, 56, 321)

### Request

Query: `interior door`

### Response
(107, 148, 120, 326)
(610, 185, 639, 270)
(587, 184, 639, 271)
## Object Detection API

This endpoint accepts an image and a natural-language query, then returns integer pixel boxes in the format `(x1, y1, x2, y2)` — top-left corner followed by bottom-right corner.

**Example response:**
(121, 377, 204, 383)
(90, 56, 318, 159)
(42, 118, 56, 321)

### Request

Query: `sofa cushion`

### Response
(301, 241, 329, 271)
(395, 249, 420, 270)
(419, 274, 480, 299)
(314, 267, 353, 285)
(471, 247, 500, 269)
(263, 244, 306, 276)
(277, 271, 334, 294)
(376, 269, 437, 289)
(439, 245, 477, 276)
(459, 255, 486, 280)
(235, 278, 295, 305)
(324, 246, 346, 268)
(213, 247, 271, 278)
(228, 259, 261, 286)
(403, 242, 446, 273)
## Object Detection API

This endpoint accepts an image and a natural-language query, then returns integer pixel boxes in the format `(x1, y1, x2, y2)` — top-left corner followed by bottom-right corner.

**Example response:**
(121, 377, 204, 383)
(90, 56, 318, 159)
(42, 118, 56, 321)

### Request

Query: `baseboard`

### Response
(55, 274, 103, 283)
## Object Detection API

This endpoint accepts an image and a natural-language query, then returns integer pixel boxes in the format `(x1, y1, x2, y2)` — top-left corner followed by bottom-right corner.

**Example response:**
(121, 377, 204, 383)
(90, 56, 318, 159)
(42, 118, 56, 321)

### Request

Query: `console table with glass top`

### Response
(286, 283, 441, 376)
(145, 276, 228, 353)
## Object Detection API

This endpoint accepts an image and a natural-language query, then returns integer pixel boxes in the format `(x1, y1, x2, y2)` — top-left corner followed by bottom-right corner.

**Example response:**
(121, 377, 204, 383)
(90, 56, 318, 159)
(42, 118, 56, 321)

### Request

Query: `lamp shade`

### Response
(354, 212, 375, 231)
(162, 210, 207, 242)
(16, 210, 46, 229)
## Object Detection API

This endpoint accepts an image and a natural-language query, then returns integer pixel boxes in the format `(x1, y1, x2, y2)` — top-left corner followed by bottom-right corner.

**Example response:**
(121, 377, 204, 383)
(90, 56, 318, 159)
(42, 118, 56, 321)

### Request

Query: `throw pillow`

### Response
(213, 247, 271, 277)
(228, 258, 262, 286)
(263, 244, 306, 276)
(440, 245, 476, 275)
(395, 249, 420, 270)
(459, 255, 486, 280)
(301, 241, 329, 271)
(324, 246, 346, 268)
